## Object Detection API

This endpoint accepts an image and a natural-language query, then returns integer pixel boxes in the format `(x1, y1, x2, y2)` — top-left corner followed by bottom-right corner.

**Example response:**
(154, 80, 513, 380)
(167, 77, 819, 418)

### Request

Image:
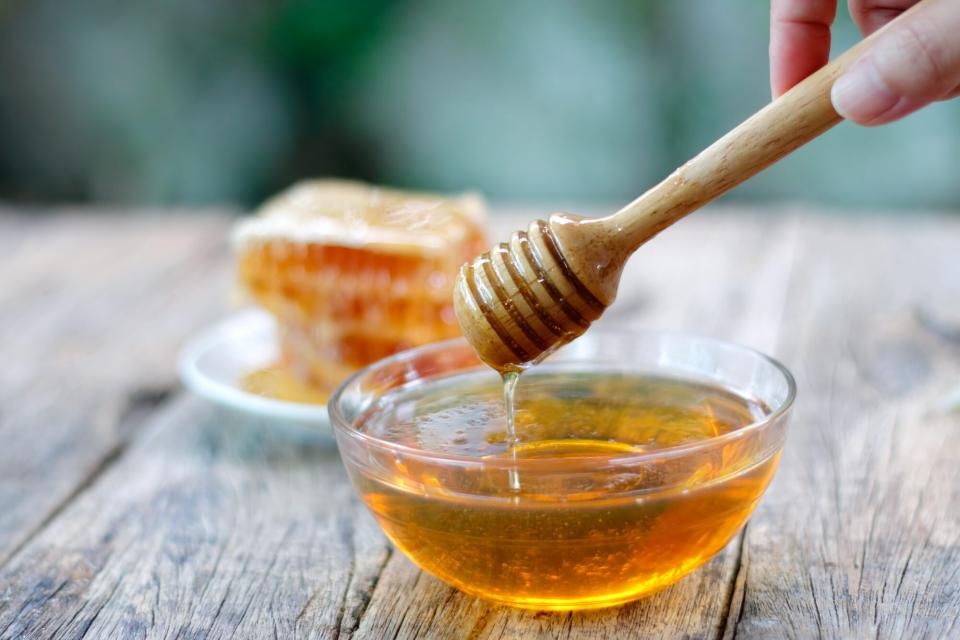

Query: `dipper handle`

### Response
(604, 2, 930, 252)
(456, 0, 934, 372)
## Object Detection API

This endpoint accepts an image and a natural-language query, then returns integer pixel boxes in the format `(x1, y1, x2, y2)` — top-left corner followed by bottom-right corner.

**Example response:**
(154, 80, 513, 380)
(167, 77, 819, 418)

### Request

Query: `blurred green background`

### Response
(0, 0, 957, 210)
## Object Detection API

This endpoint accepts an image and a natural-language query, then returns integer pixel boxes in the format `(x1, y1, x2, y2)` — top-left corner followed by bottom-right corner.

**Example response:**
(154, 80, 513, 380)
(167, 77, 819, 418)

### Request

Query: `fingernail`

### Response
(832, 56, 903, 125)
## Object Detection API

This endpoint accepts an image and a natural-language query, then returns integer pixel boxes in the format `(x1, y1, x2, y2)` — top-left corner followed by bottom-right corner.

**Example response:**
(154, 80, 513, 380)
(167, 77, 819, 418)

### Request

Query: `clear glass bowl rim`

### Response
(328, 330, 796, 468)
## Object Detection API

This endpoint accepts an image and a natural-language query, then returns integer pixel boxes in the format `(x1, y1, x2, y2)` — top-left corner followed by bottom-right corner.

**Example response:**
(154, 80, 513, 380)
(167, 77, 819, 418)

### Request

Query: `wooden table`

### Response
(1, 207, 958, 639)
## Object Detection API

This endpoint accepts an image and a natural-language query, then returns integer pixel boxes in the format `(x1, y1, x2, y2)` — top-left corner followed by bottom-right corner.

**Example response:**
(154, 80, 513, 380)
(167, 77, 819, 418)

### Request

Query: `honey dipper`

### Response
(454, 2, 930, 371)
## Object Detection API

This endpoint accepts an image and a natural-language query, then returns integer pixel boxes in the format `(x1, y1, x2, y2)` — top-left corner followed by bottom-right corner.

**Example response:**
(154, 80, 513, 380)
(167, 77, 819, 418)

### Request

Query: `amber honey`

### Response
(240, 364, 330, 405)
(349, 369, 781, 609)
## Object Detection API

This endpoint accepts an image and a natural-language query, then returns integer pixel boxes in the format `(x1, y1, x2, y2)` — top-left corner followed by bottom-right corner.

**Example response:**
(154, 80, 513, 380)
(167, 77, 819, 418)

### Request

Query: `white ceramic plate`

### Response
(178, 308, 330, 429)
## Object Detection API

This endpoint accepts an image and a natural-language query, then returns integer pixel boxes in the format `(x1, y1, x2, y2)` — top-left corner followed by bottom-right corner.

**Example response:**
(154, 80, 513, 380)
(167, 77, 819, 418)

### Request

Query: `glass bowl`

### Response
(329, 331, 795, 610)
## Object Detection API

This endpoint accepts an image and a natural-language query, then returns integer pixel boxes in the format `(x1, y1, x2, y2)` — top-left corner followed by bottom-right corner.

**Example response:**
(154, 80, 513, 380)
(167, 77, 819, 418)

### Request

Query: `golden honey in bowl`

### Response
(348, 368, 783, 610)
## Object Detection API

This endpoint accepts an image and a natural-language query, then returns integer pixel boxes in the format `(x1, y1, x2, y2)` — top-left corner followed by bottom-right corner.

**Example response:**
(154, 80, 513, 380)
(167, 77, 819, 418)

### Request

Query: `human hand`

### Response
(770, 0, 960, 125)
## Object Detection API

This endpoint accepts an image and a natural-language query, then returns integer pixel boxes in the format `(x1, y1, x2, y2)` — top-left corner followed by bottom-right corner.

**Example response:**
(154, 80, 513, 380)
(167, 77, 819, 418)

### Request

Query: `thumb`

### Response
(831, 0, 960, 126)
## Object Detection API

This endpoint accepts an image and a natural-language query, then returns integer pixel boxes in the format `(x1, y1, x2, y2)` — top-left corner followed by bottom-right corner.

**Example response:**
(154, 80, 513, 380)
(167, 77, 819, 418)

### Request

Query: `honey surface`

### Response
(241, 365, 330, 404)
(352, 371, 780, 609)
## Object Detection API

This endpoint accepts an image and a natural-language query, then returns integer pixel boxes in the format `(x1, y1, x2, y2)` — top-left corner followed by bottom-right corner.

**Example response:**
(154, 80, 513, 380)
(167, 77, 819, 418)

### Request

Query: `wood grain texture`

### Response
(0, 396, 393, 640)
(0, 209, 957, 640)
(729, 216, 960, 639)
(0, 210, 232, 565)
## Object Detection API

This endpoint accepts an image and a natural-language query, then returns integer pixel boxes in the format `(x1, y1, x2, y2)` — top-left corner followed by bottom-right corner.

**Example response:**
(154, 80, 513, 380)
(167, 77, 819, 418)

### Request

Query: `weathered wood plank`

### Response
(0, 211, 232, 565)
(0, 396, 391, 640)
(3, 210, 956, 639)
(0, 210, 798, 640)
(731, 216, 960, 639)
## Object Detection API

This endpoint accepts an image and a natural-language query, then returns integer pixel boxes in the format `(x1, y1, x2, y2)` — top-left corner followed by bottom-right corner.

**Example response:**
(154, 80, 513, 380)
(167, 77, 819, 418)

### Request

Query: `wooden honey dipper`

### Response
(454, 2, 930, 371)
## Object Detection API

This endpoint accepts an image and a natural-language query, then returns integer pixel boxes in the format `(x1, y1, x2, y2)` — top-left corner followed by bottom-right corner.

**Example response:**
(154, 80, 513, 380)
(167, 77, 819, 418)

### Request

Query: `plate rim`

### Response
(178, 309, 331, 426)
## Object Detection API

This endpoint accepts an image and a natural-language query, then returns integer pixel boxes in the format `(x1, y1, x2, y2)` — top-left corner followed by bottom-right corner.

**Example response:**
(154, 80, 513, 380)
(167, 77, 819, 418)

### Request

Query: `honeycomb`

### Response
(233, 180, 487, 397)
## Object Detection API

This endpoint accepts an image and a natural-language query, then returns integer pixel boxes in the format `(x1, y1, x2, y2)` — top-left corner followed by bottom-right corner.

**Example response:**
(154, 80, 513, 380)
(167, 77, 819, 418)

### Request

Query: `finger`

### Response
(770, 0, 838, 97)
(832, 0, 960, 125)
(848, 0, 918, 35)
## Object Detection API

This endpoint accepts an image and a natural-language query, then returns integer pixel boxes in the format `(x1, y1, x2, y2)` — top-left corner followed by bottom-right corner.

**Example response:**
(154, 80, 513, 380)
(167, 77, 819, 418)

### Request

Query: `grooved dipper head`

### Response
(453, 216, 611, 372)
